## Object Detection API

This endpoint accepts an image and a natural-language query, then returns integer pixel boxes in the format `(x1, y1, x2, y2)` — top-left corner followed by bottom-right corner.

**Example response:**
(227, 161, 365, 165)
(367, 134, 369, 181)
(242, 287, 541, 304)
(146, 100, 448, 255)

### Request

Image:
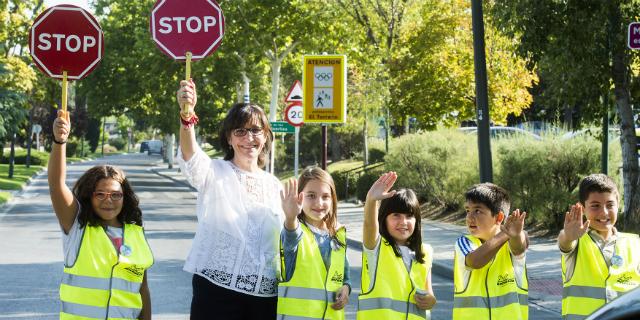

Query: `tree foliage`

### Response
(491, 0, 640, 229)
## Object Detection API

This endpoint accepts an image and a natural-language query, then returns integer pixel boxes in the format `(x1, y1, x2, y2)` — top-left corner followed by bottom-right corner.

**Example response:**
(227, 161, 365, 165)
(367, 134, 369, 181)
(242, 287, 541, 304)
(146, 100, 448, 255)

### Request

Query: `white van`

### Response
(146, 140, 163, 155)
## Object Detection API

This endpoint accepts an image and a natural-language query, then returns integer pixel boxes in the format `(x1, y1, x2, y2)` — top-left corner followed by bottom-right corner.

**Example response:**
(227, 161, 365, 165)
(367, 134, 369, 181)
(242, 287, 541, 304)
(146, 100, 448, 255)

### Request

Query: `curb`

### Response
(0, 166, 46, 209)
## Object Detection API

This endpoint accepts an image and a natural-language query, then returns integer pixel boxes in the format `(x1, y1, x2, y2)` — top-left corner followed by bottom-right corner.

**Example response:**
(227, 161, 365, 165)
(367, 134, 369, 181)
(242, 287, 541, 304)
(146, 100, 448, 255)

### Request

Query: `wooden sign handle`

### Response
(62, 71, 68, 114)
(182, 51, 192, 115)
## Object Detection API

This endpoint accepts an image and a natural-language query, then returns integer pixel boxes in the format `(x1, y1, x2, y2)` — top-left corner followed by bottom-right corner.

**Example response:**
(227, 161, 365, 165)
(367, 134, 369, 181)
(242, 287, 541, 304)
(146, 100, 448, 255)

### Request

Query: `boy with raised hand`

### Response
(558, 174, 640, 319)
(453, 183, 529, 320)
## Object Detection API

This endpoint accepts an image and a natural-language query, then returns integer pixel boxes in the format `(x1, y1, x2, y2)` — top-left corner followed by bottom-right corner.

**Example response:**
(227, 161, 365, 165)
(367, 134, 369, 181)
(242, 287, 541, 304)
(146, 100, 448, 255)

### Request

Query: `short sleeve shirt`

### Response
(454, 235, 527, 289)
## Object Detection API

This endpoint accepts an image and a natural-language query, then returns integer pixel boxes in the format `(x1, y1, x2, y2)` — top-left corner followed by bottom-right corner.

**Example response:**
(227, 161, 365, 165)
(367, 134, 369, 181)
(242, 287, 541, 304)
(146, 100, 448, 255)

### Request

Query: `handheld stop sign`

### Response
(29, 5, 104, 114)
(150, 0, 225, 115)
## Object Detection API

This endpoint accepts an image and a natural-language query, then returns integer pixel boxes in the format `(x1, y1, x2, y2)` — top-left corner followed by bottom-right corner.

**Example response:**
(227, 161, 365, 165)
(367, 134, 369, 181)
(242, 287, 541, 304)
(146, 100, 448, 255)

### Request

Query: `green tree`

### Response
(392, 0, 537, 128)
(491, 0, 640, 230)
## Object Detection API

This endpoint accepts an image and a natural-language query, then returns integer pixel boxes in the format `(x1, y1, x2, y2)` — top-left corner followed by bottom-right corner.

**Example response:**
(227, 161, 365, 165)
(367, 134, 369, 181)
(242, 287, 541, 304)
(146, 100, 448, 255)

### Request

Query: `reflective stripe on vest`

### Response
(60, 223, 153, 319)
(453, 292, 528, 308)
(358, 296, 424, 318)
(278, 286, 333, 302)
(277, 223, 346, 320)
(61, 301, 141, 319)
(62, 273, 142, 293)
(453, 234, 528, 320)
(357, 240, 430, 320)
(561, 232, 640, 320)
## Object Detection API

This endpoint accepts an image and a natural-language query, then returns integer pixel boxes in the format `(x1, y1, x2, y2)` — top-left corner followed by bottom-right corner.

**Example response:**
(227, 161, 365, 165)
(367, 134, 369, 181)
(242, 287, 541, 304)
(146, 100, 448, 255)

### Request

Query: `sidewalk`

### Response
(153, 165, 563, 316)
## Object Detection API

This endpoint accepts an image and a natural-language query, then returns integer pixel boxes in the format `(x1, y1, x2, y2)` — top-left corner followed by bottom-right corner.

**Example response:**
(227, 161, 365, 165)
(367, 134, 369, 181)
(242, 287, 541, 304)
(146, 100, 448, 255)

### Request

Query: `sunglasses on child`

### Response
(93, 191, 124, 201)
(232, 127, 264, 137)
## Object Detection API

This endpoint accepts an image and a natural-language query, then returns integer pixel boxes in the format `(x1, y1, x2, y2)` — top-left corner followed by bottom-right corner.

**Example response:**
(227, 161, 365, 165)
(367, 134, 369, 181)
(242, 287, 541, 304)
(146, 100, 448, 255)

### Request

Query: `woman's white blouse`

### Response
(177, 147, 284, 297)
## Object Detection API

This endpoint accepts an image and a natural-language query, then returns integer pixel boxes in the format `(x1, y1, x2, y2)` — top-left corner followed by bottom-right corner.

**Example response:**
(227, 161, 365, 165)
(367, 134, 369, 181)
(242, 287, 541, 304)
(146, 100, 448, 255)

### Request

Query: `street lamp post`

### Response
(471, 0, 493, 183)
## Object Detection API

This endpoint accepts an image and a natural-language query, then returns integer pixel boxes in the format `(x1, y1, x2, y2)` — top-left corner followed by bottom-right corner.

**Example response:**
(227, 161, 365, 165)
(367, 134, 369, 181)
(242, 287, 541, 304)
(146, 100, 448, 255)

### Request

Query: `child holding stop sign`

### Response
(48, 111, 154, 319)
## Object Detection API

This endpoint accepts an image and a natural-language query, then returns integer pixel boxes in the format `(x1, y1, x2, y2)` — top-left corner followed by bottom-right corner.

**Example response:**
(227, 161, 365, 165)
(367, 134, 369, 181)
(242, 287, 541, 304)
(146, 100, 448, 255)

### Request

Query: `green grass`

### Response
(327, 159, 363, 173)
(0, 164, 44, 190)
(276, 159, 365, 182)
(0, 191, 10, 205)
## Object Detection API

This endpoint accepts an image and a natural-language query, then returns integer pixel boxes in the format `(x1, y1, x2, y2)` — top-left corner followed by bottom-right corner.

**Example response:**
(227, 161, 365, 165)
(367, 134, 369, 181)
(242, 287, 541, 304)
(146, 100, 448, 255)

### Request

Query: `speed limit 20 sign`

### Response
(285, 103, 304, 127)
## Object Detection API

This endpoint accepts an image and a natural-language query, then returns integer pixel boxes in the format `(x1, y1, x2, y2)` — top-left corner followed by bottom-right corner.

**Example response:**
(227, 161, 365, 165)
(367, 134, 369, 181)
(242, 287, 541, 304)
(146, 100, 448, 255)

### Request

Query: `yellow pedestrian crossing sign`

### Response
(302, 55, 347, 123)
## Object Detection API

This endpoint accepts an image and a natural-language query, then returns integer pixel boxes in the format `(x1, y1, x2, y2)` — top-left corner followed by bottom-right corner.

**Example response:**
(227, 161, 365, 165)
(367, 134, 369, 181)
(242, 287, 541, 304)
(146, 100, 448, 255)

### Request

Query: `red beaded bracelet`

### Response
(180, 113, 199, 128)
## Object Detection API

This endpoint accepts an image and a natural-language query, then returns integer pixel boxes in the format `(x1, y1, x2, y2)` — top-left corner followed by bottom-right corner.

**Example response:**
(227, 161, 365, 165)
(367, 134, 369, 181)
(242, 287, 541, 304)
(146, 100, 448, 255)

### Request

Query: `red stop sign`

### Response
(150, 0, 225, 61)
(29, 5, 104, 80)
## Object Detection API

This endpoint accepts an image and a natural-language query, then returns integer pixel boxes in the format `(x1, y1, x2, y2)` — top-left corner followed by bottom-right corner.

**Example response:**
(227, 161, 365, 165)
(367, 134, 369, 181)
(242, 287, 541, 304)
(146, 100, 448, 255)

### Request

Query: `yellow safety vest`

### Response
(561, 232, 640, 320)
(357, 239, 430, 320)
(60, 223, 154, 319)
(277, 223, 346, 320)
(453, 234, 528, 320)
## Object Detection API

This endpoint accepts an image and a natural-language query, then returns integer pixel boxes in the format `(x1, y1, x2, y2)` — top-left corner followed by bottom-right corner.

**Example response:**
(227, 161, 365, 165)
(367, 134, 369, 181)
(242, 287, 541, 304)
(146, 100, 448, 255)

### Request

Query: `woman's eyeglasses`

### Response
(232, 127, 263, 137)
(93, 191, 124, 201)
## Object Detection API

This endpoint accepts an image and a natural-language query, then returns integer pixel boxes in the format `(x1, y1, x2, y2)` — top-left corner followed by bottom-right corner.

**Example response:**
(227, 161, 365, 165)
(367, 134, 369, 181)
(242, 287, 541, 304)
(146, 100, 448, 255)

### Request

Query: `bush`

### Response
(108, 137, 127, 151)
(495, 136, 601, 230)
(356, 166, 386, 201)
(384, 130, 478, 207)
(66, 140, 78, 157)
(368, 147, 386, 164)
(331, 170, 358, 200)
(0, 149, 48, 165)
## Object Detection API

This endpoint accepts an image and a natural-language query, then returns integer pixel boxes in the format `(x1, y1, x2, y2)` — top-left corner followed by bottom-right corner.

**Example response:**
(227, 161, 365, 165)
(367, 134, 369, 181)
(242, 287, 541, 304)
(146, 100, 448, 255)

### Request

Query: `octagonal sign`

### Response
(150, 0, 225, 61)
(29, 5, 104, 80)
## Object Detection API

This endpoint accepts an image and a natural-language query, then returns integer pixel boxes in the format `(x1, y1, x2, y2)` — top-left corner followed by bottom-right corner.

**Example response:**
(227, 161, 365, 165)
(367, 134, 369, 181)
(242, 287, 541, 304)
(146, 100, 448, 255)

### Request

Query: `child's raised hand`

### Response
(53, 110, 70, 143)
(415, 292, 436, 310)
(330, 285, 349, 310)
(280, 178, 302, 222)
(562, 203, 590, 242)
(366, 171, 397, 201)
(500, 209, 526, 239)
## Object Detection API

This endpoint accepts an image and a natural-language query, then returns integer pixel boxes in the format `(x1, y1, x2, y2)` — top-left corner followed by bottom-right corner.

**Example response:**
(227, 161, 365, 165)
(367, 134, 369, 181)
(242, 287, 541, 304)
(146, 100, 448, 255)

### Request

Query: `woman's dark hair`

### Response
(296, 166, 345, 248)
(219, 103, 273, 168)
(378, 188, 425, 263)
(72, 165, 142, 227)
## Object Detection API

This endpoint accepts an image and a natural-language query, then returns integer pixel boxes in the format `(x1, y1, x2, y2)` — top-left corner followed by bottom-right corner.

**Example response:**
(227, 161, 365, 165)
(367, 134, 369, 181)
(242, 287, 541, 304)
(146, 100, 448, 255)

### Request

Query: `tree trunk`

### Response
(363, 111, 369, 165)
(610, 6, 640, 231)
(8, 133, 16, 178)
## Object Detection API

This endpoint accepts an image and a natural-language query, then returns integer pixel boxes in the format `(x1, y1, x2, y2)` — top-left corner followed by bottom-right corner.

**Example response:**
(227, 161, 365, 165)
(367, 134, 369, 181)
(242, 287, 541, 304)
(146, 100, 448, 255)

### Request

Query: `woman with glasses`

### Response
(48, 110, 153, 319)
(176, 79, 284, 319)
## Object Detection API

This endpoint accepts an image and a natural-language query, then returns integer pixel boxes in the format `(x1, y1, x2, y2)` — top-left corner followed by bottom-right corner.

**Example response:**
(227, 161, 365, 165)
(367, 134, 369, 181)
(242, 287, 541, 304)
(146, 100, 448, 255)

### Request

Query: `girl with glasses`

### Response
(48, 110, 153, 319)
(177, 80, 284, 319)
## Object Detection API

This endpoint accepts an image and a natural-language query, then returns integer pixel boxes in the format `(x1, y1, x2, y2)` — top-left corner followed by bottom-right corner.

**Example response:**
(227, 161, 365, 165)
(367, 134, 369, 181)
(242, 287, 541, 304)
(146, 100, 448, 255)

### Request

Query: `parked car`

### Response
(586, 286, 640, 319)
(561, 128, 621, 142)
(515, 121, 561, 136)
(146, 140, 163, 155)
(139, 141, 149, 153)
(459, 126, 542, 140)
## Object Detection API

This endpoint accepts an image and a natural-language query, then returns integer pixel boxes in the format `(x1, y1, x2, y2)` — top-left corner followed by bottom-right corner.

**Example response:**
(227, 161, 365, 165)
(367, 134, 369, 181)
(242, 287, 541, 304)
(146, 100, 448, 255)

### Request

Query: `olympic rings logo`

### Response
(315, 73, 333, 81)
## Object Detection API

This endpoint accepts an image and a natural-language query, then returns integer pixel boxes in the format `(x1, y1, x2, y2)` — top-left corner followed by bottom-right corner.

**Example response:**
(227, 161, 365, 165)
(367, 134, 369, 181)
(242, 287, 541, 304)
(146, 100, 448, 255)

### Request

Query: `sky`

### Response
(43, 0, 92, 11)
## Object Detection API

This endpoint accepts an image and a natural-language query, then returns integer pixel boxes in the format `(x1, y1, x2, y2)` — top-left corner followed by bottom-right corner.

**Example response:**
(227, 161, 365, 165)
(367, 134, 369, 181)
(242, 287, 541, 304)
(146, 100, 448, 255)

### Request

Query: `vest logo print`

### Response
(125, 265, 145, 277)
(331, 271, 343, 284)
(497, 273, 515, 286)
(616, 274, 635, 286)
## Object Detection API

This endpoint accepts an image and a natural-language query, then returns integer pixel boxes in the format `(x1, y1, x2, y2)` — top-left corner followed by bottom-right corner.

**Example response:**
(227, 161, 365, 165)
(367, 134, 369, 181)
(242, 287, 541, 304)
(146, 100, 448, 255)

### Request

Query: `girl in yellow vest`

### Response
(358, 171, 436, 320)
(558, 174, 640, 320)
(278, 167, 351, 320)
(453, 183, 529, 320)
(49, 110, 154, 319)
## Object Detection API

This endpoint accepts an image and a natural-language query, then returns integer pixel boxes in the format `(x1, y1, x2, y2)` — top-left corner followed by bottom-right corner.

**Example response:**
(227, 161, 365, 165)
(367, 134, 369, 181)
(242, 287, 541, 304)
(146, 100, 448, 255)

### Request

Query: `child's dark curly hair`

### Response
(72, 165, 142, 227)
